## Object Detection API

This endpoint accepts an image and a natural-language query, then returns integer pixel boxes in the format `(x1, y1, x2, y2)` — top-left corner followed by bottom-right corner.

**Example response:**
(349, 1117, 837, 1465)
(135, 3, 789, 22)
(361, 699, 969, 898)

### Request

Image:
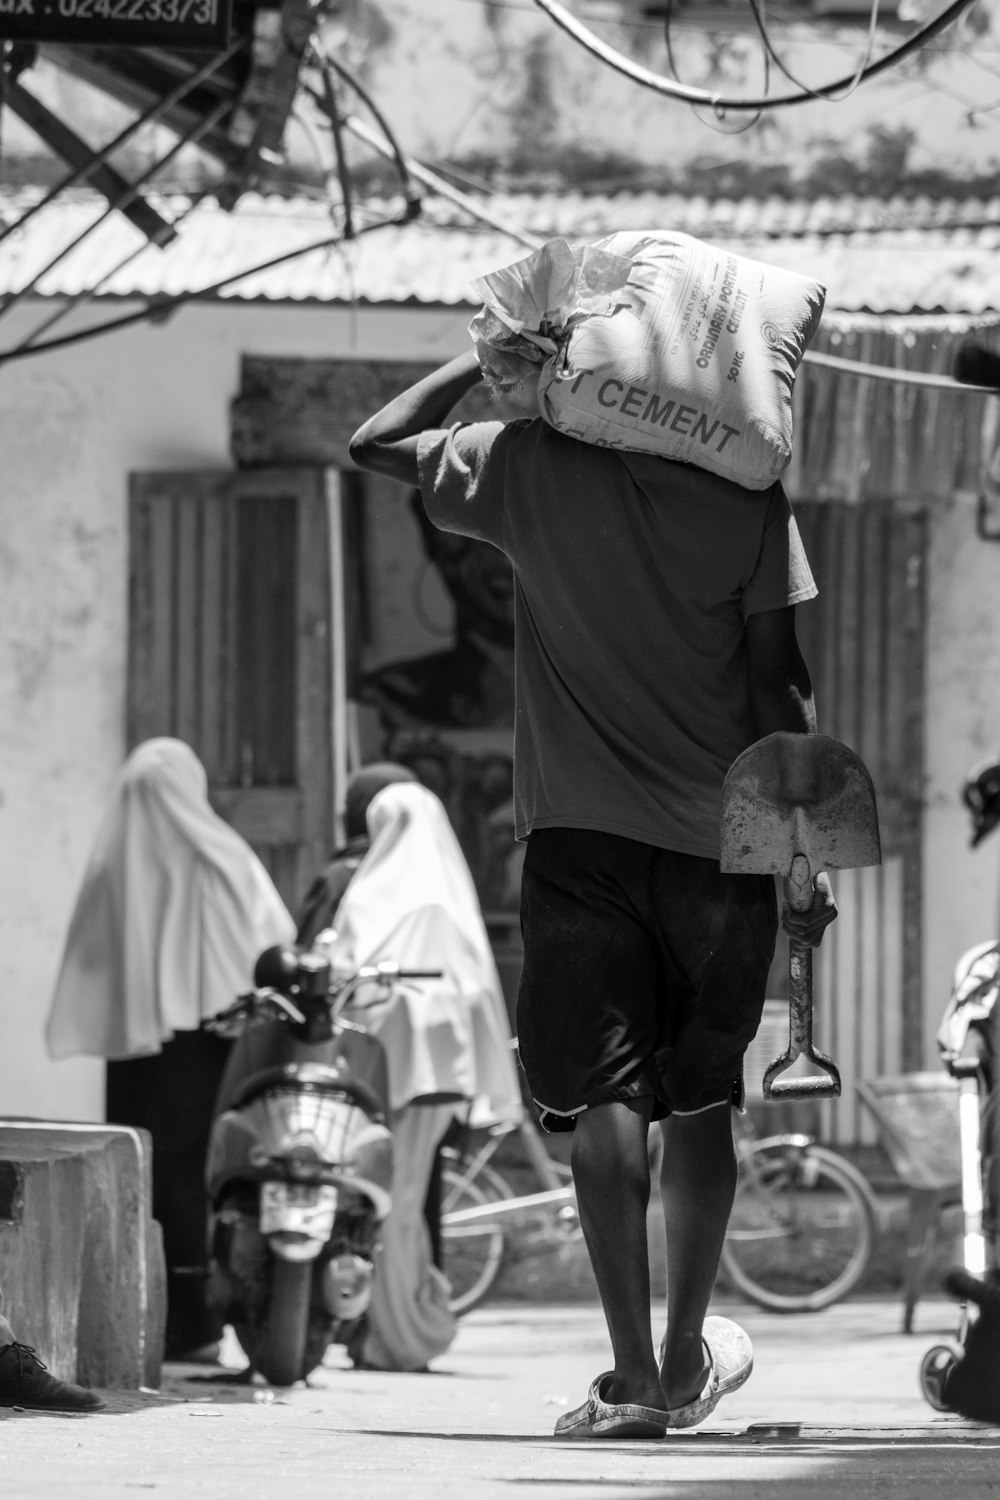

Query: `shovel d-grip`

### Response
(719, 732, 881, 1105)
(762, 856, 842, 1100)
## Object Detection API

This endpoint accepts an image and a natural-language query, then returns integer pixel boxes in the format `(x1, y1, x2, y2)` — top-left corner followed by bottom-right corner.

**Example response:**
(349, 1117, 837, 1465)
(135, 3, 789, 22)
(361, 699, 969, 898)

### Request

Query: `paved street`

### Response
(5, 1296, 1000, 1499)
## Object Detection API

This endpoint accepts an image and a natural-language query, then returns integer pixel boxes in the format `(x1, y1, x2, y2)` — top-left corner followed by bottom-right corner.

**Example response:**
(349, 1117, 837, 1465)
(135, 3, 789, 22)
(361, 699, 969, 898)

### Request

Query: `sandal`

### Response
(661, 1316, 753, 1430)
(554, 1371, 669, 1440)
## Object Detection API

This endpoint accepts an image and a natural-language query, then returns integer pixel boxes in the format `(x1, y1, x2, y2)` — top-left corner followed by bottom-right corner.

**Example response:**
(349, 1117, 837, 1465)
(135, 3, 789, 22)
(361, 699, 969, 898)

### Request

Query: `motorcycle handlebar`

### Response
(202, 989, 307, 1036)
(204, 966, 445, 1034)
(335, 965, 443, 1003)
(344, 964, 443, 985)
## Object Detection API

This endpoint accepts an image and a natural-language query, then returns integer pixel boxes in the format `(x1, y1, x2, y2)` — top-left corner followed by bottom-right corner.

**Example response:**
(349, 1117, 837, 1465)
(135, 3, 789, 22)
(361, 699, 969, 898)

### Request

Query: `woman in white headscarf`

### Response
(326, 779, 522, 1372)
(46, 738, 296, 1359)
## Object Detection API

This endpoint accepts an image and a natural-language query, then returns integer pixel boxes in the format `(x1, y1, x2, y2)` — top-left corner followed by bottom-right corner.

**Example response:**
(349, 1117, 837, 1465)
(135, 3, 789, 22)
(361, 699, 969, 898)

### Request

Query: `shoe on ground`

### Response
(662, 1315, 753, 1430)
(554, 1371, 668, 1440)
(0, 1342, 105, 1413)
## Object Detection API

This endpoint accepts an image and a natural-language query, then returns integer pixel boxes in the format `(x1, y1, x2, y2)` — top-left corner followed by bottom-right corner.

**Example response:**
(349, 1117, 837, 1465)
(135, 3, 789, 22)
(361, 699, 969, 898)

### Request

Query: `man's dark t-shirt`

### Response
(418, 419, 816, 861)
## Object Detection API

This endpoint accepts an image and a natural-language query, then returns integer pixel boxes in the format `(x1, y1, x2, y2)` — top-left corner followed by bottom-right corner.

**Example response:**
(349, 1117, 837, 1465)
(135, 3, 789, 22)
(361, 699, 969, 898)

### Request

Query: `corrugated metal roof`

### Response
(2, 187, 1000, 314)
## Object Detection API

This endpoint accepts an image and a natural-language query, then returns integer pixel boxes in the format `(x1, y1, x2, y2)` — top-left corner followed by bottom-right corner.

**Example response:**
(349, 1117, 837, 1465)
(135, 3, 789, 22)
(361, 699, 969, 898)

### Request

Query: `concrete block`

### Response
(0, 1122, 166, 1389)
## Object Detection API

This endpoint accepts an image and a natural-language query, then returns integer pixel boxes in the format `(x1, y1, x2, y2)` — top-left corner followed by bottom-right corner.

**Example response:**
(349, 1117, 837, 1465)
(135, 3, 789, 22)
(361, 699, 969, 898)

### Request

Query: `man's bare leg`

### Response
(570, 1097, 665, 1411)
(658, 1102, 737, 1408)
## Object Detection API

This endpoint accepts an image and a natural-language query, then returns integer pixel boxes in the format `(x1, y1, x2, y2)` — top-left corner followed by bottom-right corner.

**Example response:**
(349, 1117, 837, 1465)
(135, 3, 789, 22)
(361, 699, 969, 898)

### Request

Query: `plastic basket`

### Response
(856, 1072, 962, 1192)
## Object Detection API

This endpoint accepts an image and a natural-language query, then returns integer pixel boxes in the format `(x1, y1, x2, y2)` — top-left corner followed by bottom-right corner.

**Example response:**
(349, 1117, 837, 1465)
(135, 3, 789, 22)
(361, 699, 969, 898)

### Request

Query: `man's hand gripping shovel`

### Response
(720, 732, 881, 1100)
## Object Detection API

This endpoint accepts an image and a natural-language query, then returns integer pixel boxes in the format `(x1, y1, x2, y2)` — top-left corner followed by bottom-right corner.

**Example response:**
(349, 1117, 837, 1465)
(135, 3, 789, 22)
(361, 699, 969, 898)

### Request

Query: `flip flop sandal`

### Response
(554, 1372, 669, 1440)
(661, 1316, 753, 1430)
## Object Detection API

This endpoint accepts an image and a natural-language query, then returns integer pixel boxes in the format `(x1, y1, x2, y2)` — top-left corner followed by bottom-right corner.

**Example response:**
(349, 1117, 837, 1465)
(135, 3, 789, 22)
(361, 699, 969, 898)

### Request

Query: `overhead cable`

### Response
(9, 192, 210, 353)
(0, 38, 246, 252)
(340, 112, 1000, 394)
(340, 111, 530, 241)
(3, 37, 997, 392)
(305, 49, 421, 218)
(745, 0, 880, 104)
(530, 0, 977, 112)
(0, 40, 417, 362)
(0, 97, 233, 326)
(0, 211, 411, 364)
(659, 0, 764, 132)
(805, 346, 997, 391)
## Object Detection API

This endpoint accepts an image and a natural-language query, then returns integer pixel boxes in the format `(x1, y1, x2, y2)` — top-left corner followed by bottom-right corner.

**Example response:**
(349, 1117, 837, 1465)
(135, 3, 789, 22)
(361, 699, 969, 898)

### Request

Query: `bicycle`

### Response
(440, 1117, 579, 1314)
(440, 1093, 879, 1316)
(719, 1105, 879, 1312)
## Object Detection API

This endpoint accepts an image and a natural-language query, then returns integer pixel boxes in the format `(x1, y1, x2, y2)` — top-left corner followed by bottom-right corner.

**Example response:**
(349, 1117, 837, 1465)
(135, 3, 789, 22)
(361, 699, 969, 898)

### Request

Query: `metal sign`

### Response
(0, 0, 232, 50)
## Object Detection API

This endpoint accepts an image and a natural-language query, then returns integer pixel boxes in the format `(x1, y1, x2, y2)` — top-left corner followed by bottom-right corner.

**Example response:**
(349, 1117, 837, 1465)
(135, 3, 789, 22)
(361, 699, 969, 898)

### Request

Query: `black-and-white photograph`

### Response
(3, 1, 1000, 1490)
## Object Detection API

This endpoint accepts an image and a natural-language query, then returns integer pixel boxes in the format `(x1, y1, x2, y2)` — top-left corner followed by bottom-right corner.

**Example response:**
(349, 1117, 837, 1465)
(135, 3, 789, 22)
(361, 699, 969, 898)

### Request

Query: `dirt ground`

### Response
(5, 1297, 1000, 1500)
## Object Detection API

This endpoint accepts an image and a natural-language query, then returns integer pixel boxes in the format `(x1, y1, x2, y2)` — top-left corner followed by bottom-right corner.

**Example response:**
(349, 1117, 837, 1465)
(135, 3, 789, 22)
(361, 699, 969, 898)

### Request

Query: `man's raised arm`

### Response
(348, 349, 483, 487)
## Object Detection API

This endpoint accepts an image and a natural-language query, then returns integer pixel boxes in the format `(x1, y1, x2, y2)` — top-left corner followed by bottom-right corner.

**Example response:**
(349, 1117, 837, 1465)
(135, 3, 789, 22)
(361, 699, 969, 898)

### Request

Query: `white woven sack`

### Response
(470, 231, 826, 491)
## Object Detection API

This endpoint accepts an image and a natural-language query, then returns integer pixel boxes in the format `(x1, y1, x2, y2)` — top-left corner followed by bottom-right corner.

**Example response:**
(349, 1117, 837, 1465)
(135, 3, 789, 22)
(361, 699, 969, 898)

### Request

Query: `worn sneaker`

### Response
(0, 1342, 105, 1412)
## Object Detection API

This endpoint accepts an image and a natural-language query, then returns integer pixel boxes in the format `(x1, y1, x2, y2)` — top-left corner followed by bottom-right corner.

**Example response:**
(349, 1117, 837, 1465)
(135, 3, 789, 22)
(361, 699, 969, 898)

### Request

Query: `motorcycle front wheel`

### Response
(255, 1256, 313, 1386)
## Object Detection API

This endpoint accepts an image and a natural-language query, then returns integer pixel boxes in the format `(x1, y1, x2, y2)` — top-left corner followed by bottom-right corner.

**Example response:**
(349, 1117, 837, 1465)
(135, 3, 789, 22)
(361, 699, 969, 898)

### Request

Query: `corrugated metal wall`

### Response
(769, 502, 925, 1143)
(776, 320, 994, 1141)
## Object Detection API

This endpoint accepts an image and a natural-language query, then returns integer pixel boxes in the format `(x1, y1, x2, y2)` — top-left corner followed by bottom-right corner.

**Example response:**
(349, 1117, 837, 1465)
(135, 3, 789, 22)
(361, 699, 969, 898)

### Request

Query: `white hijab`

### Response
(46, 738, 297, 1060)
(330, 782, 523, 1125)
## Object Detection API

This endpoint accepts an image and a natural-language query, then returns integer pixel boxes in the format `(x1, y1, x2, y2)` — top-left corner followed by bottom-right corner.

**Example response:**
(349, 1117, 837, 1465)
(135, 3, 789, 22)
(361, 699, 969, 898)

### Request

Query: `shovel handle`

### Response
(762, 944, 842, 1099)
(763, 854, 842, 1100)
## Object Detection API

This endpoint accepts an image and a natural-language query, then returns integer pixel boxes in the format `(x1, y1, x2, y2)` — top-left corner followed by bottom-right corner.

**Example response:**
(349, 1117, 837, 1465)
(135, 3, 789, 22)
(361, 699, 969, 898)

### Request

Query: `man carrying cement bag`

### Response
(471, 232, 825, 491)
(348, 329, 836, 1437)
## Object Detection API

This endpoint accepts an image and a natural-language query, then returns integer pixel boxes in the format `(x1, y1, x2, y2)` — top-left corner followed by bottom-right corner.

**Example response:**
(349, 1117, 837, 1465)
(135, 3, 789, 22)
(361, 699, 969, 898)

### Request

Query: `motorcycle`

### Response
(917, 748, 1000, 1417)
(201, 938, 440, 1386)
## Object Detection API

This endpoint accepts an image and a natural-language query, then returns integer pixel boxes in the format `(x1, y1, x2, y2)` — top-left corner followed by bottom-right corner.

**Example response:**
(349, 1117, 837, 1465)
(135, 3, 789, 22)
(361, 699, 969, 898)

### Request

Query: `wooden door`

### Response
(128, 466, 344, 911)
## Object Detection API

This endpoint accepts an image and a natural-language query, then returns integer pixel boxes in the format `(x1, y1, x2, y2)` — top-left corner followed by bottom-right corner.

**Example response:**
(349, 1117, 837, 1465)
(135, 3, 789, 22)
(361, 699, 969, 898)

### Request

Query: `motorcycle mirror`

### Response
(254, 944, 301, 991)
(963, 757, 1000, 848)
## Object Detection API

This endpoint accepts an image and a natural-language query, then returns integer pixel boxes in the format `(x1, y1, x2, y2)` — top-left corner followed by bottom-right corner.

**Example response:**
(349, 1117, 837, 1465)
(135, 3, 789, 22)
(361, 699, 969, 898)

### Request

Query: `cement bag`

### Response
(469, 231, 826, 490)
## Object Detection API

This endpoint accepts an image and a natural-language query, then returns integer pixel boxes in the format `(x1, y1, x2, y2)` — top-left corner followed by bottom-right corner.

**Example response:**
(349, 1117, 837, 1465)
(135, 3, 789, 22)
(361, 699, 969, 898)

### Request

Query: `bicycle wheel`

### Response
(440, 1151, 515, 1315)
(720, 1139, 877, 1313)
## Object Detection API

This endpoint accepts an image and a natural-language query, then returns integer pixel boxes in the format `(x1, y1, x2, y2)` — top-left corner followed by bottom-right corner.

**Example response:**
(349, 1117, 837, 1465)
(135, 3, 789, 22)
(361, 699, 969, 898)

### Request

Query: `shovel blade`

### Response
(720, 732, 881, 877)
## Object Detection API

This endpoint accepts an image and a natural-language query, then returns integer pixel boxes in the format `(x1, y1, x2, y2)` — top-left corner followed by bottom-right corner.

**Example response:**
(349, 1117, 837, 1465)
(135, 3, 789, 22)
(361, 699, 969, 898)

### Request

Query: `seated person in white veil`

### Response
(327, 780, 522, 1372)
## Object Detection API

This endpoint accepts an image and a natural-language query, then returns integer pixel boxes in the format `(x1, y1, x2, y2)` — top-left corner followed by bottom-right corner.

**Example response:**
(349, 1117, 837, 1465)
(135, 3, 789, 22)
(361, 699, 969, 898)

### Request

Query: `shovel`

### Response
(720, 731, 881, 1100)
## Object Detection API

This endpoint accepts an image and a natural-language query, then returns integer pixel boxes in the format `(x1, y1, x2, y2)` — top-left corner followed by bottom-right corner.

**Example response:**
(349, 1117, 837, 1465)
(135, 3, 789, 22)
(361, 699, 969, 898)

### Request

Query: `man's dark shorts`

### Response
(516, 827, 779, 1132)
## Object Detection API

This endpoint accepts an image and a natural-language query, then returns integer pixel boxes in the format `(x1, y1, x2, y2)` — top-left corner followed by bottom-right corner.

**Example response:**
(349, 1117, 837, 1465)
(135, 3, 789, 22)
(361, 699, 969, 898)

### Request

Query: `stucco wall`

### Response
(0, 299, 470, 1122)
(1, 296, 998, 1126)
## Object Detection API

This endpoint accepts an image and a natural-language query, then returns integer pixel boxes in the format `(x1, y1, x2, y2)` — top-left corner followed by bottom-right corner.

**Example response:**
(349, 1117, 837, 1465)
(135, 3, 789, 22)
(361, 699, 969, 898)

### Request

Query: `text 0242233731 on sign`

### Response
(0, 0, 229, 50)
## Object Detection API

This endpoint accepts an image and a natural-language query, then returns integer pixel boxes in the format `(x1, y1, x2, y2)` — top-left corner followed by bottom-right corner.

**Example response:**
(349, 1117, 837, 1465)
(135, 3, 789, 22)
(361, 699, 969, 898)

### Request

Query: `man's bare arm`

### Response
(745, 605, 836, 946)
(745, 605, 816, 737)
(348, 349, 483, 487)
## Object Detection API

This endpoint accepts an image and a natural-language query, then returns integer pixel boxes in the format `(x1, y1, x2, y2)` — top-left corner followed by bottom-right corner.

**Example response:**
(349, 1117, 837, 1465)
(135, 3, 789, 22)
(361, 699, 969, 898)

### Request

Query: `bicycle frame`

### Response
(446, 1111, 823, 1227)
(443, 1101, 877, 1315)
(442, 1120, 575, 1227)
